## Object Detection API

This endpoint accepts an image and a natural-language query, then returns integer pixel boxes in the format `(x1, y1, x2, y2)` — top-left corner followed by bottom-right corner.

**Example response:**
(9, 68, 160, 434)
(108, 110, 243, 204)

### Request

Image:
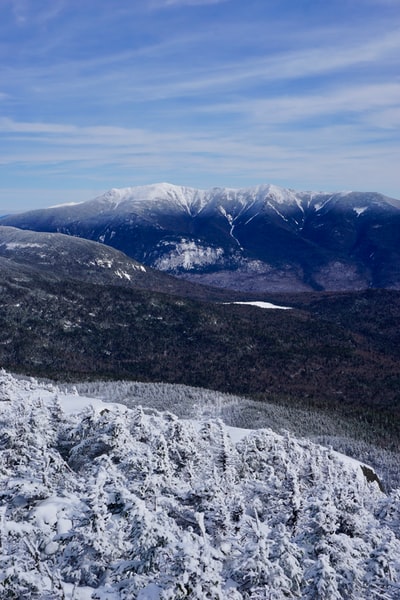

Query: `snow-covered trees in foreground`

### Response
(64, 378, 400, 491)
(1, 371, 400, 599)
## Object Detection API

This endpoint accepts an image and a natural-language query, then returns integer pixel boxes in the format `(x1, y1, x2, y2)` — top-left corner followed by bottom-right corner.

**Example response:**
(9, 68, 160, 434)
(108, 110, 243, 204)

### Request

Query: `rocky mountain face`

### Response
(2, 183, 400, 292)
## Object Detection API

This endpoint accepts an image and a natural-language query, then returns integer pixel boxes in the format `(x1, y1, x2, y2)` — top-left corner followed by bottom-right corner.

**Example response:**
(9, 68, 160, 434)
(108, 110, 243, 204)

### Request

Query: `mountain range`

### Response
(2, 182, 400, 292)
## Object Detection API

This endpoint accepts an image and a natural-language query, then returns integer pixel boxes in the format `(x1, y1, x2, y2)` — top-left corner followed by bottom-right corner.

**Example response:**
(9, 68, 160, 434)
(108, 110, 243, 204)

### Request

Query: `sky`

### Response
(0, 0, 399, 212)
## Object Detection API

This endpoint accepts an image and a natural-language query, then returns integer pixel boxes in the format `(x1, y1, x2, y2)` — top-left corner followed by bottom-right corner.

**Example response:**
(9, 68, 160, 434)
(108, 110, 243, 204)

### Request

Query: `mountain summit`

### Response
(2, 183, 400, 292)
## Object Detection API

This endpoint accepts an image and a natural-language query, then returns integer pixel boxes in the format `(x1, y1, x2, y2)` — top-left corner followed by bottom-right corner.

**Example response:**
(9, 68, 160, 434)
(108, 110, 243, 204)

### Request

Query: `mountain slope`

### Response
(2, 183, 400, 291)
(0, 226, 237, 301)
(0, 225, 147, 284)
(1, 371, 400, 599)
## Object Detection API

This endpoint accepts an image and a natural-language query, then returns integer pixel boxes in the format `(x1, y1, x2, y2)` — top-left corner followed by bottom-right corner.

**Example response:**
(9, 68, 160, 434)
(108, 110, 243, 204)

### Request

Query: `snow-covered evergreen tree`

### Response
(0, 371, 400, 599)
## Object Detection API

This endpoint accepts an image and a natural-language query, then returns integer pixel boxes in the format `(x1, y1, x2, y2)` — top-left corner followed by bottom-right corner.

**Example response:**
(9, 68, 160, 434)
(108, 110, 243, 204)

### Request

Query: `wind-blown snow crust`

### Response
(1, 371, 400, 599)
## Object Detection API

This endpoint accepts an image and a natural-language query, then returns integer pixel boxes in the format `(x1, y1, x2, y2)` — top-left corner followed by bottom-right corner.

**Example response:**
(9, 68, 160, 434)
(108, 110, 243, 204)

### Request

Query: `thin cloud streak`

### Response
(3, 76, 400, 135)
(1, 0, 399, 207)
(204, 83, 400, 125)
(11, 0, 66, 27)
(149, 0, 229, 7)
(0, 116, 397, 180)
(3, 27, 399, 103)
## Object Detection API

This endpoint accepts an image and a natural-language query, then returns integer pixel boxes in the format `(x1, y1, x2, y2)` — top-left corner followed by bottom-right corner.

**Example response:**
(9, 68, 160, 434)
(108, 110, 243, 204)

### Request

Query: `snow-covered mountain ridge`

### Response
(2, 182, 400, 291)
(1, 371, 400, 599)
(73, 182, 397, 222)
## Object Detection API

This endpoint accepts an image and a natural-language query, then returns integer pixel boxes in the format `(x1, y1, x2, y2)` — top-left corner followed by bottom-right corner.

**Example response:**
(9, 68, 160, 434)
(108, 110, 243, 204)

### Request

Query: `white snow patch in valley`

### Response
(229, 301, 292, 310)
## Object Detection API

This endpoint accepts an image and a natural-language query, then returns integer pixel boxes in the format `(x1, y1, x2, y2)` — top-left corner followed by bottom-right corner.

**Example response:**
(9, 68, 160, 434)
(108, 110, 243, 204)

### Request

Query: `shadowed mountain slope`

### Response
(0, 226, 237, 301)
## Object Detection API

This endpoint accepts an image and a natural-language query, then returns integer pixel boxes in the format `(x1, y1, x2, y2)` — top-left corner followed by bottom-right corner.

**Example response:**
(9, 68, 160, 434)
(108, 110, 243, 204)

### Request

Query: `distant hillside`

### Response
(2, 182, 400, 291)
(0, 226, 237, 301)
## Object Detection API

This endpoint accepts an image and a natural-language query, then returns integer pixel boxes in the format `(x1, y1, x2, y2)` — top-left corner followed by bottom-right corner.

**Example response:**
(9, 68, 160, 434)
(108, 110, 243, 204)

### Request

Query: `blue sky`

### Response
(1, 0, 399, 211)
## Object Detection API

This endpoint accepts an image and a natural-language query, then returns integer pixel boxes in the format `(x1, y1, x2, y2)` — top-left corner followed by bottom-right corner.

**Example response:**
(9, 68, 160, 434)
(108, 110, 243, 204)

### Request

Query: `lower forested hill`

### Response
(1, 258, 399, 439)
(272, 288, 400, 358)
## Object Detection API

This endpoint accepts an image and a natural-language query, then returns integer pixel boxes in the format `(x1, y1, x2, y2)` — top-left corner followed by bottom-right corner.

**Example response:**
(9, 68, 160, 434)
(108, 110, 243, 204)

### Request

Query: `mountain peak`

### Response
(93, 182, 208, 216)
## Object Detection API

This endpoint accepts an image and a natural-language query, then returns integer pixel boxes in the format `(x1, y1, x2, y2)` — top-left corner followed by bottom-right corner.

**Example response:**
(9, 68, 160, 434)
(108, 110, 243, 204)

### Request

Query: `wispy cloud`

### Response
(10, 0, 66, 27)
(0, 111, 397, 193)
(203, 82, 400, 126)
(150, 0, 229, 7)
(0, 39, 394, 164)
(1, 0, 399, 207)
(3, 24, 398, 106)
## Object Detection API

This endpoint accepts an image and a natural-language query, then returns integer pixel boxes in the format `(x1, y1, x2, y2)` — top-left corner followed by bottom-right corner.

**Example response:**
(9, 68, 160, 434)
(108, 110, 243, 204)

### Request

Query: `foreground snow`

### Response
(0, 371, 400, 599)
